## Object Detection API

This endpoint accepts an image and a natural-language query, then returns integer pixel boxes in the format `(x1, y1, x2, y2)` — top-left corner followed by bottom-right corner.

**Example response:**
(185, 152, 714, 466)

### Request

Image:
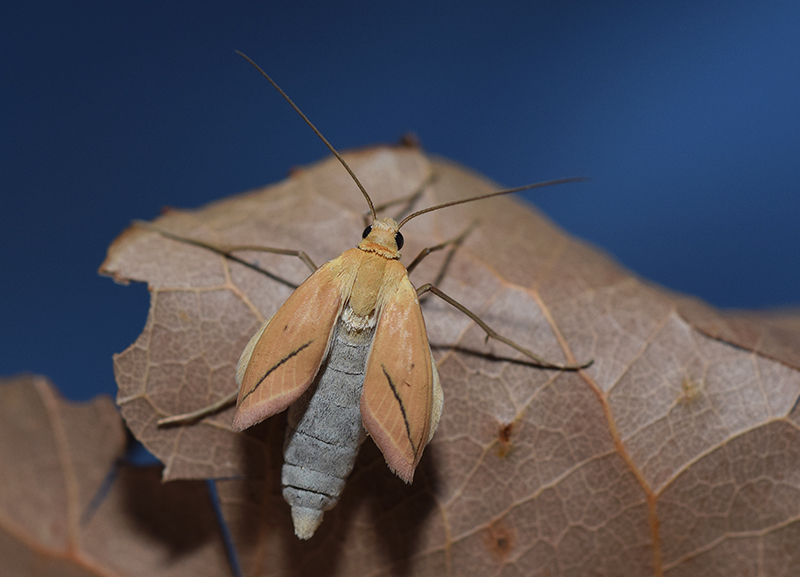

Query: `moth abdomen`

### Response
(281, 317, 373, 539)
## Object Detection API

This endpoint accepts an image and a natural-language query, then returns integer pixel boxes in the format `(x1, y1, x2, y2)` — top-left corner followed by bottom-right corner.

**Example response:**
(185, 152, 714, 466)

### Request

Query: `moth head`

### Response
(358, 217, 403, 258)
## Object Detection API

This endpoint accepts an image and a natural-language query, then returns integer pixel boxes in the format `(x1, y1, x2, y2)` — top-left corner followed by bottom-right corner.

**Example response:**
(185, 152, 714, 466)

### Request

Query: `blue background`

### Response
(3, 1, 799, 403)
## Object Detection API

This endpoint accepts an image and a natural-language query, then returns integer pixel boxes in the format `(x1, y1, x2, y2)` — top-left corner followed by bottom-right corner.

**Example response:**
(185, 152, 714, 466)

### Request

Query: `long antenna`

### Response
(236, 51, 377, 222)
(397, 177, 588, 229)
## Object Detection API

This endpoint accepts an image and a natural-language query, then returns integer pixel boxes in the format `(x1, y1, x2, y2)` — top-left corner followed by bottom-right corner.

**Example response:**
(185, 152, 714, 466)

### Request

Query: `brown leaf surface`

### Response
(101, 145, 800, 576)
(0, 374, 231, 576)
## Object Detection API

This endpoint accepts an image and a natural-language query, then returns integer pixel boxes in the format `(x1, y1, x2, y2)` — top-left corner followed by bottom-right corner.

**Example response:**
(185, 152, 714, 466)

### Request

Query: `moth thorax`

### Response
(341, 306, 376, 334)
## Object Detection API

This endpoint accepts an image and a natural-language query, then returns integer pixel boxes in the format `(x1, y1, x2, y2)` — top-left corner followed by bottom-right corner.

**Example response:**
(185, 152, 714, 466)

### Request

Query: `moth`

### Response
(158, 53, 590, 540)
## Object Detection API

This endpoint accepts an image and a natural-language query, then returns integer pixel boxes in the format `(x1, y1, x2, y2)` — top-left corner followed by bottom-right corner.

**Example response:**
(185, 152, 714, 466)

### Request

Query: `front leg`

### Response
(134, 220, 318, 273)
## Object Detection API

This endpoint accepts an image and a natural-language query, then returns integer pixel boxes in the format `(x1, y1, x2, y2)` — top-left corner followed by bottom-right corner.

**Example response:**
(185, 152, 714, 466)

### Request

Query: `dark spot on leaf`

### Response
(495, 422, 514, 458)
(484, 520, 515, 561)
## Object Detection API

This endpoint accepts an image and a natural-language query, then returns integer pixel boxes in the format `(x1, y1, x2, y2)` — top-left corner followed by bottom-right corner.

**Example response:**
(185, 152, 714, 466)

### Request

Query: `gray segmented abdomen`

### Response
(282, 316, 374, 539)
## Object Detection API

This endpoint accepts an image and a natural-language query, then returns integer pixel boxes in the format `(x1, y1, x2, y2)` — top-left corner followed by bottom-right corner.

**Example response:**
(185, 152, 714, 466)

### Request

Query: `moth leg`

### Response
(133, 220, 318, 272)
(363, 171, 437, 225)
(156, 390, 239, 427)
(406, 221, 476, 275)
(136, 218, 316, 428)
(415, 283, 593, 370)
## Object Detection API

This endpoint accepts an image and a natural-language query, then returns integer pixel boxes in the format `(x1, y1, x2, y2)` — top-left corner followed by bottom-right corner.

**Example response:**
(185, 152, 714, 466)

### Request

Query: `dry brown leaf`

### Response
(101, 145, 800, 576)
(0, 374, 231, 576)
(676, 297, 800, 370)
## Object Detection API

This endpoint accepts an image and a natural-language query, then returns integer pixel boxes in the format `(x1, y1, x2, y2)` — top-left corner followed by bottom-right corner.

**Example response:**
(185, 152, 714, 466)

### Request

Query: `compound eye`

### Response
(395, 231, 404, 250)
(362, 226, 372, 239)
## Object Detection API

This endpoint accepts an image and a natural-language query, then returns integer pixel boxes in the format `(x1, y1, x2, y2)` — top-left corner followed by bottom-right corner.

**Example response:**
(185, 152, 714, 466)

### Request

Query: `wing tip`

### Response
(386, 458, 416, 484)
(230, 412, 251, 432)
(231, 388, 306, 431)
(230, 401, 274, 431)
(362, 410, 419, 483)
